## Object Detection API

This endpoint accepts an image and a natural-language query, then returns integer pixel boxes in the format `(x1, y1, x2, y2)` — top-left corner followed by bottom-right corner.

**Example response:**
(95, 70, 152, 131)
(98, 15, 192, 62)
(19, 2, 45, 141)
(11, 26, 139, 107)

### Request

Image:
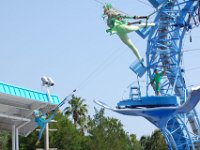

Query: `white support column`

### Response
(12, 125, 16, 150)
(16, 128, 19, 150)
(46, 88, 52, 103)
(45, 123, 49, 150)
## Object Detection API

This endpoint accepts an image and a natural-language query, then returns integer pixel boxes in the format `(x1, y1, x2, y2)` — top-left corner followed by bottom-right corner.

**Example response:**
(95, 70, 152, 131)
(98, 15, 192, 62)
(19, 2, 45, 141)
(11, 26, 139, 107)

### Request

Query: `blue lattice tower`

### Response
(147, 0, 200, 149)
(96, 1, 200, 149)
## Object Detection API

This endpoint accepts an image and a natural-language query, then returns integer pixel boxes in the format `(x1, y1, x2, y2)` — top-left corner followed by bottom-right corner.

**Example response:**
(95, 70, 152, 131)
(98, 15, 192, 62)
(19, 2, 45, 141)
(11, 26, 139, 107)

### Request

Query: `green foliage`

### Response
(140, 129, 168, 150)
(50, 113, 87, 150)
(0, 130, 9, 150)
(19, 130, 40, 150)
(129, 134, 141, 150)
(140, 135, 151, 150)
(86, 108, 138, 150)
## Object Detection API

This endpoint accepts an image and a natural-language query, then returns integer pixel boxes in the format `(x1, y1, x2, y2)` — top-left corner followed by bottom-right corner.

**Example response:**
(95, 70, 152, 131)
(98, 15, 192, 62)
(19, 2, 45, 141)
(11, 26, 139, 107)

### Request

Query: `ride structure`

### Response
(96, 0, 200, 149)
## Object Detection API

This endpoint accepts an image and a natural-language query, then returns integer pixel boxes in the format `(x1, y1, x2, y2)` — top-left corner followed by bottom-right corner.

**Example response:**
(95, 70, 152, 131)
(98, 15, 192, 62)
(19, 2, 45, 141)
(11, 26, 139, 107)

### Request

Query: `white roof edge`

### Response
(0, 113, 31, 122)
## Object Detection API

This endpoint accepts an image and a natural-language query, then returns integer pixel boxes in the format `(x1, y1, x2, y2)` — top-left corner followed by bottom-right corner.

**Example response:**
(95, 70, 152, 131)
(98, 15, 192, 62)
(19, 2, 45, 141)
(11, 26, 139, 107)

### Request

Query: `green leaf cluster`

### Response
(140, 130, 168, 150)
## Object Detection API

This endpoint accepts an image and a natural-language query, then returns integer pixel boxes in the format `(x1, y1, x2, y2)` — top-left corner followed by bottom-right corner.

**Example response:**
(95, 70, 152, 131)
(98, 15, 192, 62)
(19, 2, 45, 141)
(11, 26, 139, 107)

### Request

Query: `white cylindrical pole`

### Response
(45, 123, 49, 150)
(12, 125, 16, 150)
(16, 128, 19, 150)
(46, 88, 52, 103)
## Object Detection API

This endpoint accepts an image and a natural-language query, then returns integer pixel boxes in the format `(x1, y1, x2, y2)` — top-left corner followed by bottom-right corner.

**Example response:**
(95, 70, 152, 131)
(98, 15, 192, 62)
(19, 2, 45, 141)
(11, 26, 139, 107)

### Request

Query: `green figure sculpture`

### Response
(150, 68, 167, 96)
(103, 3, 155, 62)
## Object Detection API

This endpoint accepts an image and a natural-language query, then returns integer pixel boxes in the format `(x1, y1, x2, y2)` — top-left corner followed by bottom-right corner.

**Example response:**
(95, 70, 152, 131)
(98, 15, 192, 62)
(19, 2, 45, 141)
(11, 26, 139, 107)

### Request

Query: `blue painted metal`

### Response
(95, 87, 200, 149)
(129, 60, 146, 77)
(95, 0, 200, 149)
(118, 0, 200, 149)
(117, 96, 179, 108)
(148, 0, 167, 8)
(96, 87, 200, 122)
(145, 0, 200, 149)
(0, 82, 60, 104)
(136, 26, 153, 39)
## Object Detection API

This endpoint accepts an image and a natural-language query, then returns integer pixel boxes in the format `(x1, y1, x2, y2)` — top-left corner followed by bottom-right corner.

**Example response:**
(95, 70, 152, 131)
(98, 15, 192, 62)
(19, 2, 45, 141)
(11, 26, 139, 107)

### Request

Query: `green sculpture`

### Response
(103, 3, 155, 62)
(151, 68, 167, 96)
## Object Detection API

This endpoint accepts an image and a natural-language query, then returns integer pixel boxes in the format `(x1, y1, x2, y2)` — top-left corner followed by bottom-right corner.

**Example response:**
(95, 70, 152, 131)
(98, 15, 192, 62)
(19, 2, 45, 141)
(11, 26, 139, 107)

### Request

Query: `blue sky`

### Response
(0, 0, 200, 138)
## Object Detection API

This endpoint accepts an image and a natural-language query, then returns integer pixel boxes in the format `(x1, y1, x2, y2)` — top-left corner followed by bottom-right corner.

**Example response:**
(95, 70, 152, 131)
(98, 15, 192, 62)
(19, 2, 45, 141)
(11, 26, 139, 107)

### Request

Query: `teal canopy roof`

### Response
(0, 82, 60, 104)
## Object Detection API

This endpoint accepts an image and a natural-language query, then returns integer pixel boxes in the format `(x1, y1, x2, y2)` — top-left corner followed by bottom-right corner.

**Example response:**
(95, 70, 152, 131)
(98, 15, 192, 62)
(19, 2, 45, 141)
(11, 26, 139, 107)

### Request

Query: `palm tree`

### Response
(64, 95, 88, 129)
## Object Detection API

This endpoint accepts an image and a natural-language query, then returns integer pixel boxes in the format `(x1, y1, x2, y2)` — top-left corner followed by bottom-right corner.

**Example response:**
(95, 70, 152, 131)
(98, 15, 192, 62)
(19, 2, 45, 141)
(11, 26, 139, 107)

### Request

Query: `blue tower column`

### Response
(96, 1, 200, 149)
(146, 0, 200, 149)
